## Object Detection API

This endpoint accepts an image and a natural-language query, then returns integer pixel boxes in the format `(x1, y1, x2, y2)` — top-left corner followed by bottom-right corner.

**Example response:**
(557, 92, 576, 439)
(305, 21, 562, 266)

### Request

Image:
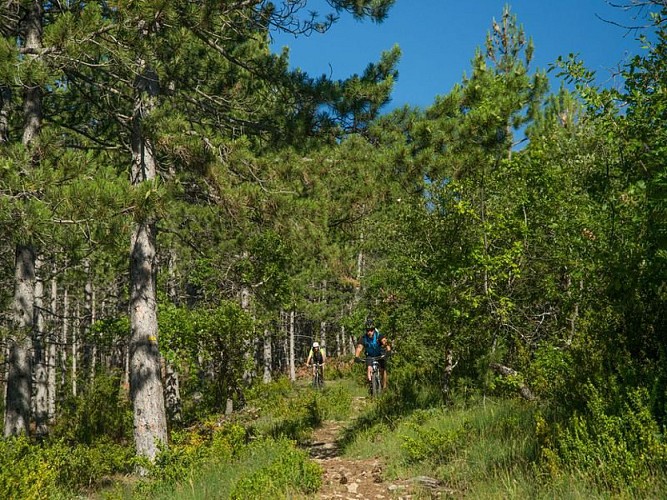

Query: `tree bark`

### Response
(164, 360, 181, 423)
(165, 250, 182, 422)
(33, 256, 48, 436)
(4, 246, 35, 436)
(72, 302, 78, 397)
(489, 363, 535, 401)
(5, 0, 42, 439)
(262, 328, 272, 383)
(0, 86, 10, 143)
(129, 62, 167, 464)
(47, 274, 57, 424)
(319, 320, 327, 354)
(61, 287, 68, 395)
(289, 310, 296, 381)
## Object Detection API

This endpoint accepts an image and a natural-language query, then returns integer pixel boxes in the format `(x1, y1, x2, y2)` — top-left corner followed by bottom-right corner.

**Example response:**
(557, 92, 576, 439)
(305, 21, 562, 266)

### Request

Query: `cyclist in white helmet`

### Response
(306, 341, 326, 382)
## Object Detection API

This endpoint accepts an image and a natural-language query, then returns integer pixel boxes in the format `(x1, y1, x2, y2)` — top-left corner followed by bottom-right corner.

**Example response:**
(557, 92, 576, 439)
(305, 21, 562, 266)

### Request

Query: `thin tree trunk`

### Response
(262, 328, 272, 383)
(319, 321, 327, 355)
(165, 252, 182, 422)
(240, 277, 253, 385)
(82, 260, 93, 386)
(336, 325, 342, 357)
(164, 361, 181, 423)
(48, 274, 57, 424)
(61, 287, 68, 396)
(442, 350, 458, 399)
(129, 62, 167, 464)
(90, 288, 97, 381)
(33, 257, 48, 436)
(0, 86, 10, 143)
(72, 302, 78, 397)
(280, 310, 287, 374)
(289, 310, 296, 381)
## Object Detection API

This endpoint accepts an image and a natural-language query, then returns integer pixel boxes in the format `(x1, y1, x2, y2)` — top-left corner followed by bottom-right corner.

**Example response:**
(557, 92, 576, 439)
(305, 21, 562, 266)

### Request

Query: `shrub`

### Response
(400, 424, 462, 464)
(541, 384, 667, 490)
(230, 438, 321, 499)
(0, 435, 134, 499)
(52, 371, 132, 445)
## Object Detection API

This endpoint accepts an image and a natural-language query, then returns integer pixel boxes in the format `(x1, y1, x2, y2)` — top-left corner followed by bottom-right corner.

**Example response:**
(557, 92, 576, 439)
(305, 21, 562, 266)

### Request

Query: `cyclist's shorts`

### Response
(365, 357, 386, 370)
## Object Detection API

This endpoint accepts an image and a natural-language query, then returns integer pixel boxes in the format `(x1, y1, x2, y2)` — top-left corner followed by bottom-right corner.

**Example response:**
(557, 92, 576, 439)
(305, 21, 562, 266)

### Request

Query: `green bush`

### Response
(149, 436, 321, 499)
(52, 371, 132, 444)
(401, 424, 462, 464)
(145, 422, 248, 490)
(541, 384, 667, 490)
(0, 435, 133, 499)
(230, 438, 321, 499)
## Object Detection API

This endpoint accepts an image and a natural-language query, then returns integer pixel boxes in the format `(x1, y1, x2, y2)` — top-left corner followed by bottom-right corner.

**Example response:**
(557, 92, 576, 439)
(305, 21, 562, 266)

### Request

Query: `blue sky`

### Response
(270, 0, 657, 111)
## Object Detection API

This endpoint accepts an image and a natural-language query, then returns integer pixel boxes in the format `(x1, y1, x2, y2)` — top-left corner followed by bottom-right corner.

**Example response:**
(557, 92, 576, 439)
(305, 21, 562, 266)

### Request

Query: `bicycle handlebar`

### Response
(355, 352, 392, 363)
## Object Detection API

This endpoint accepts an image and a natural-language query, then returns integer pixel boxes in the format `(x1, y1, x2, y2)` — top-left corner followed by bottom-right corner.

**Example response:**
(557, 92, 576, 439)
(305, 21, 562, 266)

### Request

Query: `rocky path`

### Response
(306, 397, 419, 499)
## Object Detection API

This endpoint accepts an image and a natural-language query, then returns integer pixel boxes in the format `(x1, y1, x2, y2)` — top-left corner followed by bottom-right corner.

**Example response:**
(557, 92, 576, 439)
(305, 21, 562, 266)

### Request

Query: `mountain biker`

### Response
(355, 319, 391, 389)
(306, 341, 326, 382)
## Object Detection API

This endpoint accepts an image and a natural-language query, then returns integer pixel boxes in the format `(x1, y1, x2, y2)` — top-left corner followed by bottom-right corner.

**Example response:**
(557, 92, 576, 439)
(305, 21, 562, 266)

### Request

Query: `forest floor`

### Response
(304, 395, 445, 499)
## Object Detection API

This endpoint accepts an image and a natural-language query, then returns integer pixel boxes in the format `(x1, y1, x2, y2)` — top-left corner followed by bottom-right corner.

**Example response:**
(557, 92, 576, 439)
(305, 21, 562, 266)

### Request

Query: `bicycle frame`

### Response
(312, 363, 324, 389)
(365, 355, 385, 398)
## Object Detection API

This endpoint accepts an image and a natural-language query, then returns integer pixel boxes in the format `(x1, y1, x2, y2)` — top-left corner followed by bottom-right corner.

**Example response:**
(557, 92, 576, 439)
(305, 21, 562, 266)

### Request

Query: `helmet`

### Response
(365, 318, 375, 330)
(312, 341, 319, 348)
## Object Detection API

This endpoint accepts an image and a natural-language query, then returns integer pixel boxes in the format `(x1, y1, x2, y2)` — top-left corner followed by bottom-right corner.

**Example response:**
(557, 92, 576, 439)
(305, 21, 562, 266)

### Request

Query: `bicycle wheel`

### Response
(371, 370, 382, 397)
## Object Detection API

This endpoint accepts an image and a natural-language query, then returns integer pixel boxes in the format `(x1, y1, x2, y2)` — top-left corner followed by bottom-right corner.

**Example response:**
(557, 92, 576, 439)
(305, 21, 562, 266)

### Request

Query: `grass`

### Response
(88, 370, 667, 499)
(337, 389, 667, 499)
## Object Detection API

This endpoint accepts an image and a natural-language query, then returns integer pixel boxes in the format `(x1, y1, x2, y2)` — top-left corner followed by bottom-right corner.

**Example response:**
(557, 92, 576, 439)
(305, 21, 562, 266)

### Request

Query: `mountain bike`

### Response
(310, 363, 324, 389)
(355, 354, 389, 398)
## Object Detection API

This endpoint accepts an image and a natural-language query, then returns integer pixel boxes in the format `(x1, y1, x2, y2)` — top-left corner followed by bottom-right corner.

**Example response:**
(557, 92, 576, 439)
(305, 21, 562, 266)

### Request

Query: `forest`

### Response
(0, 0, 665, 498)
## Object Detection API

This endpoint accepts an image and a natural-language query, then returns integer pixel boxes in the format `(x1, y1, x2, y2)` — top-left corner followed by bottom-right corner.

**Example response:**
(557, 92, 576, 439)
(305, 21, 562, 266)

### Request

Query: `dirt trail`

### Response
(306, 396, 420, 500)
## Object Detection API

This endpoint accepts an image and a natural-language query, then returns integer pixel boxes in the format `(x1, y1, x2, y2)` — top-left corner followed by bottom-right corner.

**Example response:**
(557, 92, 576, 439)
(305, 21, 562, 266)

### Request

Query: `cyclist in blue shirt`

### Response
(355, 319, 391, 389)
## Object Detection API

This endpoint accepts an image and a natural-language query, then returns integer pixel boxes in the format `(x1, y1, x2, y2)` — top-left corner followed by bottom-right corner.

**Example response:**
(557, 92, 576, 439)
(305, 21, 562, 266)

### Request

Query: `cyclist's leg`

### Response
(379, 358, 388, 388)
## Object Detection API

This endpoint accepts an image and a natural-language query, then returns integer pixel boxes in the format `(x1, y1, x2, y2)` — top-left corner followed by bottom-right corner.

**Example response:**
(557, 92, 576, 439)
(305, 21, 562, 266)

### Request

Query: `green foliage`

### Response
(51, 371, 133, 445)
(541, 384, 667, 490)
(159, 301, 253, 416)
(400, 422, 463, 464)
(0, 436, 133, 499)
(144, 423, 248, 491)
(149, 436, 321, 500)
(230, 438, 321, 499)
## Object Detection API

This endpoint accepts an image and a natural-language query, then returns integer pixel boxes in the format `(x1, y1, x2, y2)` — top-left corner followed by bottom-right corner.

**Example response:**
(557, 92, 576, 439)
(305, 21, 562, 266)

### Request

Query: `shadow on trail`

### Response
(337, 378, 442, 451)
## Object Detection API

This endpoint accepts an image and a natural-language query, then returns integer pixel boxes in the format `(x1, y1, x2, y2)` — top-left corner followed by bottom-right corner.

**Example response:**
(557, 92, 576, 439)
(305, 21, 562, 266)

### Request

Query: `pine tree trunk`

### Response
(289, 310, 296, 381)
(4, 246, 35, 436)
(90, 287, 97, 382)
(61, 287, 68, 395)
(82, 260, 94, 386)
(48, 275, 57, 424)
(129, 62, 167, 464)
(336, 326, 342, 357)
(0, 86, 10, 143)
(240, 279, 253, 385)
(165, 250, 182, 422)
(5, 0, 42, 439)
(262, 328, 272, 383)
(164, 362, 181, 423)
(33, 257, 48, 436)
(72, 302, 78, 397)
(319, 321, 327, 354)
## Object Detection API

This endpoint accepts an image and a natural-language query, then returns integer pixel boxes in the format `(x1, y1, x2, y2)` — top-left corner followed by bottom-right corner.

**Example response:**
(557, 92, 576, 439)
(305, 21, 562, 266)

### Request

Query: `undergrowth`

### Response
(6, 368, 667, 499)
(339, 374, 667, 499)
